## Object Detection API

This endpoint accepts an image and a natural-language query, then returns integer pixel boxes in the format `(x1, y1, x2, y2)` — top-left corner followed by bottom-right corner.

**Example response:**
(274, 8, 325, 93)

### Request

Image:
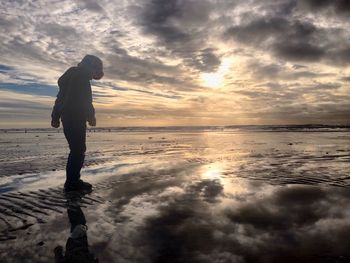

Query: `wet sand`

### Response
(0, 129, 350, 262)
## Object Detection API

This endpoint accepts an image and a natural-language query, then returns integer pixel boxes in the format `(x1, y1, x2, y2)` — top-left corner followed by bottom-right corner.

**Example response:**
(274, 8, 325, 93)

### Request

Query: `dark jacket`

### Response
(51, 66, 95, 121)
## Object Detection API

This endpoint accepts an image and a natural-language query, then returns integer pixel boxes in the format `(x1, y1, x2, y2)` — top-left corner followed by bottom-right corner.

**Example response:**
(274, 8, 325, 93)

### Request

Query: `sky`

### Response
(0, 0, 349, 128)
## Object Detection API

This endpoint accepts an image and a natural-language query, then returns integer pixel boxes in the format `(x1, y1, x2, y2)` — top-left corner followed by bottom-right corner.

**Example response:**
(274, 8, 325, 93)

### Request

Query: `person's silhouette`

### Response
(54, 192, 99, 263)
(51, 55, 104, 192)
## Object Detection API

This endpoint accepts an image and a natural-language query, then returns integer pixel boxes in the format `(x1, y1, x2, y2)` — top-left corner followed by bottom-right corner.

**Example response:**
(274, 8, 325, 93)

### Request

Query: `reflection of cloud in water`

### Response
(1, 159, 350, 263)
(94, 178, 350, 263)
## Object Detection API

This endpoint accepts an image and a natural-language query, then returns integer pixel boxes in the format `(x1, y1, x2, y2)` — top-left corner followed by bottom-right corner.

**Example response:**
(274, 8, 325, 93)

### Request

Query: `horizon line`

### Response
(1, 123, 350, 130)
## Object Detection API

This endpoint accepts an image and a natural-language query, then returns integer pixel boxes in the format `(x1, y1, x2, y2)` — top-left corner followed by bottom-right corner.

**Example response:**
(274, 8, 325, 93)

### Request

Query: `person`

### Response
(51, 55, 104, 192)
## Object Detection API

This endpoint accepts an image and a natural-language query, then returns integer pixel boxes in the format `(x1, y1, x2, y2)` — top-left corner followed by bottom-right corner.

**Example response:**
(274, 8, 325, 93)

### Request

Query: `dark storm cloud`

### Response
(224, 17, 291, 45)
(139, 0, 212, 44)
(299, 0, 350, 15)
(274, 42, 325, 62)
(224, 17, 326, 62)
(137, 0, 221, 72)
(225, 17, 317, 45)
(224, 14, 350, 65)
(141, 0, 189, 44)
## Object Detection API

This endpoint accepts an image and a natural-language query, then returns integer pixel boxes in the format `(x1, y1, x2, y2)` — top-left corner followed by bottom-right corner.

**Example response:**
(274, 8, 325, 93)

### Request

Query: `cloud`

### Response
(76, 0, 104, 12)
(224, 14, 350, 66)
(246, 61, 334, 81)
(341, 76, 350, 82)
(299, 0, 350, 15)
(329, 47, 350, 66)
(140, 0, 190, 44)
(0, 99, 50, 111)
(139, 0, 212, 44)
(136, 0, 221, 73)
(0, 64, 14, 72)
(185, 48, 221, 73)
(0, 0, 349, 127)
(0, 82, 57, 97)
(101, 176, 350, 263)
(1, 158, 350, 262)
(227, 186, 328, 230)
(36, 22, 80, 41)
(274, 42, 325, 62)
(103, 55, 203, 92)
(224, 17, 326, 62)
(93, 82, 182, 100)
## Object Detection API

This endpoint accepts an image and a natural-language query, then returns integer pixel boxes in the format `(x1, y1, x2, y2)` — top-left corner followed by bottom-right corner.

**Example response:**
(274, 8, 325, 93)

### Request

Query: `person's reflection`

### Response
(54, 192, 98, 263)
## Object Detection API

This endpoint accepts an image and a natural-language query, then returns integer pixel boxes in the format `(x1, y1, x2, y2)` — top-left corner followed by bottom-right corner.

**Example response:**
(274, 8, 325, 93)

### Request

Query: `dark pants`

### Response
(63, 120, 86, 185)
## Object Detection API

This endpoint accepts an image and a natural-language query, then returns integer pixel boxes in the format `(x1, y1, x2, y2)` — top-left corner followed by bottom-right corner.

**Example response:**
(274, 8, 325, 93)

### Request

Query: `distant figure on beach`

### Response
(51, 55, 104, 192)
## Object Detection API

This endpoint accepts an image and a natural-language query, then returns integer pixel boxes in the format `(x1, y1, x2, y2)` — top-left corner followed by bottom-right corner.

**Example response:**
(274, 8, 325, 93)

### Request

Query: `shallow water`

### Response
(0, 130, 349, 262)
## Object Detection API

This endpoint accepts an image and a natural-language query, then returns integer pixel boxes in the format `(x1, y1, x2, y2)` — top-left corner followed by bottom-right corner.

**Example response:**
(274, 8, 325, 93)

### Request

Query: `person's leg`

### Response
(63, 120, 86, 187)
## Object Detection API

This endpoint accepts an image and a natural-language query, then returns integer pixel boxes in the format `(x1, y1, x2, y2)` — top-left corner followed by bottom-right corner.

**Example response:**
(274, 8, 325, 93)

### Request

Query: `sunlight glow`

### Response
(201, 58, 233, 88)
(202, 164, 222, 180)
(202, 72, 224, 88)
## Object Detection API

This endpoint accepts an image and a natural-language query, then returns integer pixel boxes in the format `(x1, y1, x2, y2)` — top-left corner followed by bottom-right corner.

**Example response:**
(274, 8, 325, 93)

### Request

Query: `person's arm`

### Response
(86, 83, 96, 127)
(51, 68, 72, 127)
(87, 104, 96, 126)
(51, 88, 63, 127)
(87, 112, 96, 126)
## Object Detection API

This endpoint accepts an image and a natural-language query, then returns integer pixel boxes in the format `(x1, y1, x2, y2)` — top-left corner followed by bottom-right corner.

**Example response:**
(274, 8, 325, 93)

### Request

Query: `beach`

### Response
(0, 127, 350, 262)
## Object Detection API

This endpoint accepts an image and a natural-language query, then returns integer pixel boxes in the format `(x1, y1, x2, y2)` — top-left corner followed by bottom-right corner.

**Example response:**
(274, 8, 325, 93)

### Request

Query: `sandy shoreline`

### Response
(1, 131, 350, 262)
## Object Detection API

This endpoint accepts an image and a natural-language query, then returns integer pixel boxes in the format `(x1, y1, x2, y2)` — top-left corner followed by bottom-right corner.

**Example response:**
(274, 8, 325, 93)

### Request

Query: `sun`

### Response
(201, 72, 224, 88)
(200, 58, 233, 88)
